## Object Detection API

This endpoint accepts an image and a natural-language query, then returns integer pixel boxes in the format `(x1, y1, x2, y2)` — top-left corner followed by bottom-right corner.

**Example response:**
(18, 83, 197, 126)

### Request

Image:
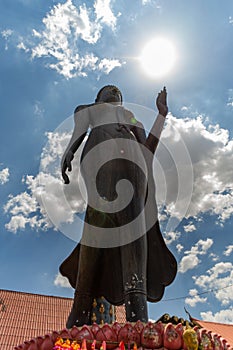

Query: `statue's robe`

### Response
(60, 103, 177, 305)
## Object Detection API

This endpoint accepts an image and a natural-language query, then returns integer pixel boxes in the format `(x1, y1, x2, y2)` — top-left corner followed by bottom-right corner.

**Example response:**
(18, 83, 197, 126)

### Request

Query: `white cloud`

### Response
(193, 262, 233, 306)
(141, 0, 161, 7)
(1, 29, 13, 50)
(0, 168, 10, 184)
(54, 273, 71, 288)
(158, 115, 233, 224)
(200, 306, 233, 324)
(179, 254, 200, 274)
(209, 252, 219, 262)
(176, 244, 184, 253)
(183, 223, 196, 232)
(4, 189, 52, 233)
(4, 130, 86, 234)
(185, 288, 207, 307)
(191, 238, 213, 255)
(98, 58, 122, 74)
(224, 245, 233, 256)
(164, 231, 181, 245)
(1, 29, 13, 38)
(17, 0, 122, 78)
(94, 0, 118, 29)
(179, 238, 213, 273)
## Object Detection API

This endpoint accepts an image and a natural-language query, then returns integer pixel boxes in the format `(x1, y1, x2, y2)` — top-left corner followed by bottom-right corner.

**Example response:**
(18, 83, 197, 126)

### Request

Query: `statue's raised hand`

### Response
(61, 150, 74, 184)
(156, 86, 168, 117)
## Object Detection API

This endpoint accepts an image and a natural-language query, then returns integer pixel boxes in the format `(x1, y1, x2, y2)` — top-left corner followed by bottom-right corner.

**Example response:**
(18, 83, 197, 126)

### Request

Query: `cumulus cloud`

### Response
(54, 273, 71, 288)
(4, 184, 52, 233)
(3, 131, 72, 234)
(0, 167, 10, 184)
(209, 252, 219, 262)
(185, 288, 207, 307)
(183, 223, 196, 232)
(16, 0, 122, 78)
(94, 0, 118, 29)
(179, 254, 200, 274)
(176, 244, 184, 253)
(179, 238, 213, 273)
(158, 115, 233, 224)
(193, 262, 233, 306)
(200, 306, 233, 324)
(1, 29, 13, 50)
(164, 231, 181, 245)
(224, 245, 233, 256)
(4, 129, 86, 235)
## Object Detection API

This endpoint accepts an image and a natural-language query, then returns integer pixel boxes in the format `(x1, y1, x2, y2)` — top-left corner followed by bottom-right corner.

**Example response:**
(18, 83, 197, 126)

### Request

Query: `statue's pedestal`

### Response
(14, 317, 231, 350)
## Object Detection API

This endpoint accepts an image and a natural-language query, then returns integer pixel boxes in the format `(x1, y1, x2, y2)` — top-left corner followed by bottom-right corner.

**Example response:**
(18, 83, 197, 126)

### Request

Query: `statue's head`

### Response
(95, 85, 122, 104)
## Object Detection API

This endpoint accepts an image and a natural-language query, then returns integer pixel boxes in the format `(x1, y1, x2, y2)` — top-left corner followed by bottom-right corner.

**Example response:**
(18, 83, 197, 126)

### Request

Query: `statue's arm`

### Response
(61, 104, 90, 184)
(144, 114, 166, 155)
(129, 87, 168, 155)
(145, 87, 168, 155)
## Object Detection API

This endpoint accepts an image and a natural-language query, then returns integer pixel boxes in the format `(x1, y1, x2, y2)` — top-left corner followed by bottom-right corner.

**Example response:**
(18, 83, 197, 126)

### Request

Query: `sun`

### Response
(140, 38, 176, 78)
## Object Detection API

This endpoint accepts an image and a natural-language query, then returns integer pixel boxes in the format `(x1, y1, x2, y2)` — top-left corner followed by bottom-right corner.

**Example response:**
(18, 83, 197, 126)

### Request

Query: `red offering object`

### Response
(141, 322, 163, 349)
(163, 323, 182, 350)
(112, 323, 121, 337)
(91, 324, 100, 337)
(40, 334, 54, 350)
(118, 323, 140, 345)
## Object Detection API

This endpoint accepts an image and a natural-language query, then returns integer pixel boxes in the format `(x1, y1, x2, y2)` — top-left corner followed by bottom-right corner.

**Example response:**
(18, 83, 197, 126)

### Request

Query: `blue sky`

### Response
(0, 0, 233, 324)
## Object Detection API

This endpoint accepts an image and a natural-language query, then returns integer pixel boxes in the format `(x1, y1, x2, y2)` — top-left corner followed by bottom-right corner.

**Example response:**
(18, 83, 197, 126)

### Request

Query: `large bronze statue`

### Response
(60, 85, 177, 327)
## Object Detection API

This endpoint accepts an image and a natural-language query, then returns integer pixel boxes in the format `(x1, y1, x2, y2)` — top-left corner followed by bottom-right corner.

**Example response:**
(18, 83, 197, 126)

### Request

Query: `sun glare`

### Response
(140, 38, 176, 78)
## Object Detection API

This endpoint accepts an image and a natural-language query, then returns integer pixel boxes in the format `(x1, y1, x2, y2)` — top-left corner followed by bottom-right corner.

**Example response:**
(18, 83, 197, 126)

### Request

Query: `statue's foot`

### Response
(66, 306, 79, 328)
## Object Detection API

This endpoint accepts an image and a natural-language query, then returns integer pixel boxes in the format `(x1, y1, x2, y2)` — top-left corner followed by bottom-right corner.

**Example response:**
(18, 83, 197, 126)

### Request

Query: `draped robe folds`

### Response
(60, 102, 177, 305)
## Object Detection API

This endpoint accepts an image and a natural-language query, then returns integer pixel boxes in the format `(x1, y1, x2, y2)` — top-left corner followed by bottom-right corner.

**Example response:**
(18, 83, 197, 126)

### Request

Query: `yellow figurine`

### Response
(183, 328, 199, 350)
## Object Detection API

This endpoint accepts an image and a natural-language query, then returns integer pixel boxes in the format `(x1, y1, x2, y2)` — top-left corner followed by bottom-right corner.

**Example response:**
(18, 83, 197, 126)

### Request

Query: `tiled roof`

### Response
(193, 318, 233, 349)
(0, 289, 72, 349)
(0, 289, 126, 350)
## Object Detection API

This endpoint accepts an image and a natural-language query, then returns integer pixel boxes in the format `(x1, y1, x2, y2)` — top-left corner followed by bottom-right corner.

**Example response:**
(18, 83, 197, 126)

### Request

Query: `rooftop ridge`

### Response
(0, 288, 73, 301)
(192, 317, 233, 327)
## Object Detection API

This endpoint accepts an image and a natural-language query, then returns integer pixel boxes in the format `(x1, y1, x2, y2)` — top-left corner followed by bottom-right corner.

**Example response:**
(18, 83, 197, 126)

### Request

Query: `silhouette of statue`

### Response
(60, 85, 177, 327)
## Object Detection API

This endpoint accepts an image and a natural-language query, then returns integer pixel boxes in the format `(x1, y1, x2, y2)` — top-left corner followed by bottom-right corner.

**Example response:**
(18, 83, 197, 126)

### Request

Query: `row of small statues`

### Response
(90, 297, 195, 329)
(91, 297, 115, 324)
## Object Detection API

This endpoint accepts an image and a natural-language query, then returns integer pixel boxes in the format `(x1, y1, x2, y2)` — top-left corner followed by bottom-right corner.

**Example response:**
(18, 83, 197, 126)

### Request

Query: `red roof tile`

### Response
(0, 289, 126, 349)
(193, 318, 233, 349)
(0, 289, 72, 349)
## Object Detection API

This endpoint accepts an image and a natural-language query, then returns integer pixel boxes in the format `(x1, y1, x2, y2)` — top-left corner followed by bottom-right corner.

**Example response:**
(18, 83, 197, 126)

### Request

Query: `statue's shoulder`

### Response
(123, 107, 141, 127)
(74, 103, 95, 114)
(123, 106, 135, 120)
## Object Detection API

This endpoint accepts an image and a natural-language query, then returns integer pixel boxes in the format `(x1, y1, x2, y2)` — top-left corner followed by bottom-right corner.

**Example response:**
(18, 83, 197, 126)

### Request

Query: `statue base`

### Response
(14, 316, 231, 350)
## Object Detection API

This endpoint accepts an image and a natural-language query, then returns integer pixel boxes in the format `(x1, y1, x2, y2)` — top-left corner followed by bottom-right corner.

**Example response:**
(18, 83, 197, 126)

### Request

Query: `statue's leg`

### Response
(66, 292, 93, 328)
(125, 292, 148, 322)
(66, 244, 100, 328)
(121, 234, 148, 323)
